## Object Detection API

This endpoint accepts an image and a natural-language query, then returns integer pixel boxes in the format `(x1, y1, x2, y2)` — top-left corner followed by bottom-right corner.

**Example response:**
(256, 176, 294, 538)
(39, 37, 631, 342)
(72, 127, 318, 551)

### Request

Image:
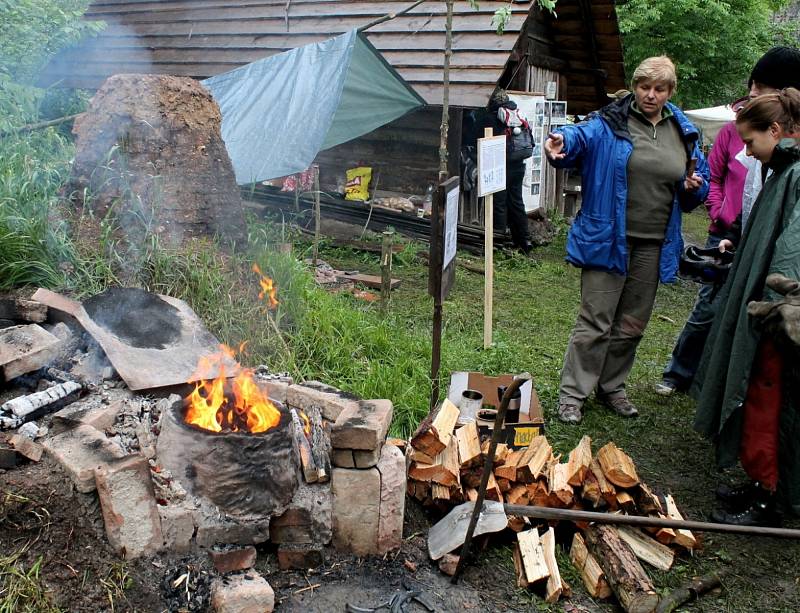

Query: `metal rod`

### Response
(502, 504, 800, 539)
(452, 375, 530, 583)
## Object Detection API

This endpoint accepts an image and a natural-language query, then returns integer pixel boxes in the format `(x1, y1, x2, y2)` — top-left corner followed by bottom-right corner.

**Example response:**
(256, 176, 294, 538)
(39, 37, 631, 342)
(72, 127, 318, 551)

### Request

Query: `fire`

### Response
(299, 410, 311, 437)
(252, 263, 278, 309)
(184, 345, 281, 434)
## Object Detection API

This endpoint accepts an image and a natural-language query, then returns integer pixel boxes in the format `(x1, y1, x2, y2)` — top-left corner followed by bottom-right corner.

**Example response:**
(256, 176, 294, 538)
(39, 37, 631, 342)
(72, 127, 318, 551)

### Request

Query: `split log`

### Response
(584, 524, 659, 613)
(507, 515, 528, 532)
(581, 470, 604, 508)
(527, 480, 550, 507)
(0, 299, 47, 323)
(597, 442, 640, 488)
(408, 436, 460, 487)
(541, 527, 563, 603)
(456, 421, 482, 468)
(570, 533, 612, 599)
(431, 484, 452, 502)
(481, 439, 508, 466)
(517, 529, 550, 584)
(516, 436, 552, 483)
(410, 448, 436, 464)
(617, 526, 675, 571)
(291, 409, 319, 483)
(549, 463, 575, 506)
(652, 515, 677, 545)
(410, 398, 459, 457)
(664, 494, 697, 550)
(495, 449, 526, 481)
(567, 435, 592, 486)
(512, 543, 530, 587)
(484, 472, 502, 502)
(496, 477, 512, 494)
(0, 381, 82, 427)
(589, 458, 617, 509)
(465, 488, 478, 502)
(459, 466, 483, 489)
(309, 407, 331, 482)
(506, 484, 530, 506)
(632, 482, 663, 515)
(616, 491, 637, 514)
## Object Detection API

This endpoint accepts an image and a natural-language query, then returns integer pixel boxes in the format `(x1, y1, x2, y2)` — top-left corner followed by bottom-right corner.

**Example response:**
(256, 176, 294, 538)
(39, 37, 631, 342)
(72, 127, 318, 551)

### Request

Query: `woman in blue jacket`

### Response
(543, 56, 709, 424)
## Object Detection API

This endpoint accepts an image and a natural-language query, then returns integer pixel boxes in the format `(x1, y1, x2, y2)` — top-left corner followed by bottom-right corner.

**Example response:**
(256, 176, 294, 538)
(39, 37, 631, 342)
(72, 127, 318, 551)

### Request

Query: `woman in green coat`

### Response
(693, 88, 800, 526)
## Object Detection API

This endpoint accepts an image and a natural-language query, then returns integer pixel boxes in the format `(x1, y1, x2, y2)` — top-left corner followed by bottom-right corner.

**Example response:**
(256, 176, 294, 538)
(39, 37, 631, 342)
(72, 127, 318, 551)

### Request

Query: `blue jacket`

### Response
(550, 95, 710, 282)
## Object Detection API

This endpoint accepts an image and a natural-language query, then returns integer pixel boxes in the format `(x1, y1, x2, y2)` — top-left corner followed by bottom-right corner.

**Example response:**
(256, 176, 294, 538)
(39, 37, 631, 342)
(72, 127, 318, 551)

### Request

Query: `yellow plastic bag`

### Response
(345, 166, 372, 201)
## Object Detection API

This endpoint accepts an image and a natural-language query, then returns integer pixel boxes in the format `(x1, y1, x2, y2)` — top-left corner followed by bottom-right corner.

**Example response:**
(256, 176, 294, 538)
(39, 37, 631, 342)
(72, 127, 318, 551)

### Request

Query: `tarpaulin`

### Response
(202, 30, 425, 185)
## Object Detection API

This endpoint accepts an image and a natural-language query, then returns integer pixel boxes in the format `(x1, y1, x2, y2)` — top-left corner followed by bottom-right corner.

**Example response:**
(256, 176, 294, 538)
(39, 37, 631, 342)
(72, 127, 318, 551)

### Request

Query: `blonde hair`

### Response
(631, 56, 677, 92)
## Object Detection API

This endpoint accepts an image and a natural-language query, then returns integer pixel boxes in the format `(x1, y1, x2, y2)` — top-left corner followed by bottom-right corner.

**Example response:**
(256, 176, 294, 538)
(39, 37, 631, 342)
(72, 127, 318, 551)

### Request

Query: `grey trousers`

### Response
(559, 240, 662, 406)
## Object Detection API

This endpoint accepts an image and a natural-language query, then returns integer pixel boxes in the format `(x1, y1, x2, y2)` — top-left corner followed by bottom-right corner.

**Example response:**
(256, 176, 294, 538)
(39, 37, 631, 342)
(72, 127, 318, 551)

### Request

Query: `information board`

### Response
(443, 186, 459, 270)
(477, 134, 506, 197)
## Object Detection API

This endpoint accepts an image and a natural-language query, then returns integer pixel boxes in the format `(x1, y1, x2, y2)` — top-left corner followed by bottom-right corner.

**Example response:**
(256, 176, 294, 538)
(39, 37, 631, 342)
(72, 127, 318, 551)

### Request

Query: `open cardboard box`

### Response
(447, 371, 544, 449)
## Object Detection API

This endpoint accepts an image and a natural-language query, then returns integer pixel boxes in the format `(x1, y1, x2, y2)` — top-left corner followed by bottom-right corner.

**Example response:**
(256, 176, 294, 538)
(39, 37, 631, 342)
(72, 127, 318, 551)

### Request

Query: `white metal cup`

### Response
(458, 389, 483, 424)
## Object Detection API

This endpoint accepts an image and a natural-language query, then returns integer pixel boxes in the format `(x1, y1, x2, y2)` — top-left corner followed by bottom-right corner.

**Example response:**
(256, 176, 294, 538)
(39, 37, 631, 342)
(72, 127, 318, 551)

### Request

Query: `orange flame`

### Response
(184, 345, 281, 433)
(252, 263, 278, 309)
(299, 410, 311, 437)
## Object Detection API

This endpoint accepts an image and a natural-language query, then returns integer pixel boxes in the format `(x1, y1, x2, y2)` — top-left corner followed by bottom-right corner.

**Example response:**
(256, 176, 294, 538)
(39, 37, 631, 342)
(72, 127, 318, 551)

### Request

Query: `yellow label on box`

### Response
(513, 426, 541, 447)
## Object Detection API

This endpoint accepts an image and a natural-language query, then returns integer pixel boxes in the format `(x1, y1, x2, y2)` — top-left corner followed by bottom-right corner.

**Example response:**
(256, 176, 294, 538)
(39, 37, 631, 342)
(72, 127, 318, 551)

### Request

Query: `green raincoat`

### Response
(693, 142, 800, 512)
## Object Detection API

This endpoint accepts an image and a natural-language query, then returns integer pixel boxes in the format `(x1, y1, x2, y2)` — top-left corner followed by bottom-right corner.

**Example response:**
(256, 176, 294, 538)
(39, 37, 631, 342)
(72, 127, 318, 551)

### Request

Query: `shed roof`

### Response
(42, 0, 626, 112)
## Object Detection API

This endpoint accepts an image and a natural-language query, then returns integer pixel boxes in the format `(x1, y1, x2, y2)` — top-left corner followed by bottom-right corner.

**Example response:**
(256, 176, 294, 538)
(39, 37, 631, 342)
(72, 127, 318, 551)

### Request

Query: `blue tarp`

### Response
(202, 30, 425, 185)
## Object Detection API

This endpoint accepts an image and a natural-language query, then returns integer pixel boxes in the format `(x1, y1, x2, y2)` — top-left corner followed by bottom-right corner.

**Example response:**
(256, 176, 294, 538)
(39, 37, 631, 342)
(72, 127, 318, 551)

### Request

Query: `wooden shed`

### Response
(44, 0, 626, 213)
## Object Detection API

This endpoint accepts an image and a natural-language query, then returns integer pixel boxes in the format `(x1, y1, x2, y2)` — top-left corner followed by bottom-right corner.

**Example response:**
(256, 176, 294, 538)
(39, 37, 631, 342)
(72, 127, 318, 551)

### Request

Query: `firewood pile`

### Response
(408, 400, 698, 612)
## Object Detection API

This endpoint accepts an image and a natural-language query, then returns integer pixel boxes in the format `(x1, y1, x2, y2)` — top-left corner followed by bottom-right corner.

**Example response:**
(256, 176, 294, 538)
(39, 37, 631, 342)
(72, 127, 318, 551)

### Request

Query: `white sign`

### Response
(443, 186, 459, 270)
(545, 81, 557, 100)
(477, 134, 506, 197)
(508, 92, 544, 212)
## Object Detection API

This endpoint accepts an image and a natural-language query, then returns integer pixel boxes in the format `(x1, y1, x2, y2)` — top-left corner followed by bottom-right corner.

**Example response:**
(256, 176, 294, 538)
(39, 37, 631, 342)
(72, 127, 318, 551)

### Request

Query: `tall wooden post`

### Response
(312, 166, 321, 267)
(381, 230, 394, 309)
(483, 127, 494, 350)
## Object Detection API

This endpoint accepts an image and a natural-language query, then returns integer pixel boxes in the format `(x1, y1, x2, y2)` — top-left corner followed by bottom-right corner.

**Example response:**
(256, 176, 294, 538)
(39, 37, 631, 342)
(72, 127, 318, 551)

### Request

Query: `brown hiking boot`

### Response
(557, 403, 583, 424)
(600, 395, 638, 418)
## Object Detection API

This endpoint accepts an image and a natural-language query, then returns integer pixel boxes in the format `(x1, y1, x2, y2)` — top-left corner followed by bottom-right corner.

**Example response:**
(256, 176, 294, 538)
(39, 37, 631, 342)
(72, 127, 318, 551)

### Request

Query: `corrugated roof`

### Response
(41, 0, 626, 111)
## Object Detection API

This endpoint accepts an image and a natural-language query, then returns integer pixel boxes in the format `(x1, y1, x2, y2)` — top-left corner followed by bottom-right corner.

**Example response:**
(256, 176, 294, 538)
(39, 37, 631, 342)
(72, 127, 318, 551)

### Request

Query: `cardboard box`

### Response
(447, 372, 544, 449)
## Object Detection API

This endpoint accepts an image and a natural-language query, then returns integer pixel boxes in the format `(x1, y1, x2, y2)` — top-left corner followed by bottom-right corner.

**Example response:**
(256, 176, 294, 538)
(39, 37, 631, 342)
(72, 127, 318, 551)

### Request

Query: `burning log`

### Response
(0, 381, 83, 429)
(0, 298, 47, 323)
(309, 407, 331, 483)
(291, 409, 319, 483)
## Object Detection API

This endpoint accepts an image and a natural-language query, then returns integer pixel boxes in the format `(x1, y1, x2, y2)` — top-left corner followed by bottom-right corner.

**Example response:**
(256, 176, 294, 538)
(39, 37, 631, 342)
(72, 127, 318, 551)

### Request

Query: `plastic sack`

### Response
(345, 166, 372, 201)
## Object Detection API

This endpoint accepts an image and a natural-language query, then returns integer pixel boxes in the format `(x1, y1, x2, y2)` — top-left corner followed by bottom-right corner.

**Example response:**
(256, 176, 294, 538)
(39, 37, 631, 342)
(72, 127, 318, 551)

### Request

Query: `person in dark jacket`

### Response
(693, 89, 800, 526)
(464, 90, 533, 254)
(543, 56, 709, 424)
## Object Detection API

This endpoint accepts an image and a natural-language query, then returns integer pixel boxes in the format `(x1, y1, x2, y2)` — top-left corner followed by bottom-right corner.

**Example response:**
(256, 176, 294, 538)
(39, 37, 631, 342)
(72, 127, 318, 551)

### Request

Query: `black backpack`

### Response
(497, 105, 534, 161)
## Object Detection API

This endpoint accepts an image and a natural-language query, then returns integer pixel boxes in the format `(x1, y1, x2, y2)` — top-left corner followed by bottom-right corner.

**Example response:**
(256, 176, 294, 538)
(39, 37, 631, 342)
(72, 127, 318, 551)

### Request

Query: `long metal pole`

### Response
(502, 504, 800, 540)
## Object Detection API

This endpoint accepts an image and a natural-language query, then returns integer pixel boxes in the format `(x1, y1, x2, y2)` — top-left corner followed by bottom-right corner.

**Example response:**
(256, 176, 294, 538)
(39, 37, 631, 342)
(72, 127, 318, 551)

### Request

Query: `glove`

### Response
(747, 273, 800, 346)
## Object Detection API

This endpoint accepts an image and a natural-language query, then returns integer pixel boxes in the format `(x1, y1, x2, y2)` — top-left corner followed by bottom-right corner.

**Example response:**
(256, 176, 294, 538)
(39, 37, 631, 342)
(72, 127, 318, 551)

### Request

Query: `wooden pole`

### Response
(381, 230, 394, 308)
(501, 504, 800, 539)
(430, 296, 443, 411)
(312, 166, 321, 267)
(0, 113, 81, 137)
(357, 0, 426, 32)
(438, 0, 454, 182)
(483, 128, 494, 349)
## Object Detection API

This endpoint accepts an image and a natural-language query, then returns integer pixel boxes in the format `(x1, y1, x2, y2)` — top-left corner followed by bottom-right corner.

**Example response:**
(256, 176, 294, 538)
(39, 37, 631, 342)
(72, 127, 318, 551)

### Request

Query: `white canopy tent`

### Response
(684, 105, 736, 145)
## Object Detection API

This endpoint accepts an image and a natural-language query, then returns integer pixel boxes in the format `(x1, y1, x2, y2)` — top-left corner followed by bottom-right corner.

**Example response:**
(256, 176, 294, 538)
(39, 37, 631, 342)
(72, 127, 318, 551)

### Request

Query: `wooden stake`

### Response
(381, 229, 394, 308)
(312, 166, 321, 266)
(483, 126, 494, 349)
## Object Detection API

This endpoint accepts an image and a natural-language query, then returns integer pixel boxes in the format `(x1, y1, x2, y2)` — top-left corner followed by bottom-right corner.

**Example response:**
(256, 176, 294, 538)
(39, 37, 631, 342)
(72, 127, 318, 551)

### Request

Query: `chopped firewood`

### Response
(506, 484, 530, 506)
(496, 477, 512, 493)
(408, 436, 460, 487)
(652, 513, 677, 544)
(616, 491, 637, 514)
(291, 409, 319, 483)
(664, 494, 697, 550)
(512, 543, 530, 588)
(617, 526, 676, 571)
(517, 529, 550, 584)
(409, 447, 436, 464)
(431, 483, 458, 502)
(481, 439, 509, 466)
(585, 524, 659, 613)
(309, 407, 331, 482)
(456, 421, 482, 468)
(527, 480, 551, 507)
(567, 435, 593, 486)
(484, 473, 502, 502)
(541, 527, 563, 603)
(560, 576, 572, 598)
(411, 481, 430, 502)
(590, 458, 617, 508)
(410, 398, 459, 457)
(549, 463, 575, 506)
(516, 436, 552, 483)
(465, 487, 478, 502)
(1, 380, 82, 428)
(495, 449, 526, 481)
(0, 298, 47, 323)
(581, 470, 604, 507)
(570, 533, 612, 599)
(459, 466, 483, 488)
(632, 482, 663, 515)
(597, 442, 640, 488)
(507, 515, 528, 532)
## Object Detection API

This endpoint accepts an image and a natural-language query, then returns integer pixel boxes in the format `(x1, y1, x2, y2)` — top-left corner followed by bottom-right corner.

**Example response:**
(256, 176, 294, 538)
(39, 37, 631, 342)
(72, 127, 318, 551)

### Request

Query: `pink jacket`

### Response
(706, 122, 747, 235)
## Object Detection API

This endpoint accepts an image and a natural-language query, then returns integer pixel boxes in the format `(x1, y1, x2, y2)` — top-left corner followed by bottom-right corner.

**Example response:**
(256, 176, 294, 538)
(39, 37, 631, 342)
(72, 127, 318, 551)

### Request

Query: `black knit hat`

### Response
(749, 46, 800, 90)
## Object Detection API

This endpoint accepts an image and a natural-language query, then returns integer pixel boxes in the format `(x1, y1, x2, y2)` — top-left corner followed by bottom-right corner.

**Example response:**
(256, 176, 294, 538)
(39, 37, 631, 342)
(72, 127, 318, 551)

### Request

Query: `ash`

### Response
(160, 558, 213, 613)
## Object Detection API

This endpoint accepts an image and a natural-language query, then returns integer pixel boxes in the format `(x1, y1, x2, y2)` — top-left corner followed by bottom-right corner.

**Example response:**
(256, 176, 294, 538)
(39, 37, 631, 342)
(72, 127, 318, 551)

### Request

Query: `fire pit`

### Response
(156, 364, 299, 517)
